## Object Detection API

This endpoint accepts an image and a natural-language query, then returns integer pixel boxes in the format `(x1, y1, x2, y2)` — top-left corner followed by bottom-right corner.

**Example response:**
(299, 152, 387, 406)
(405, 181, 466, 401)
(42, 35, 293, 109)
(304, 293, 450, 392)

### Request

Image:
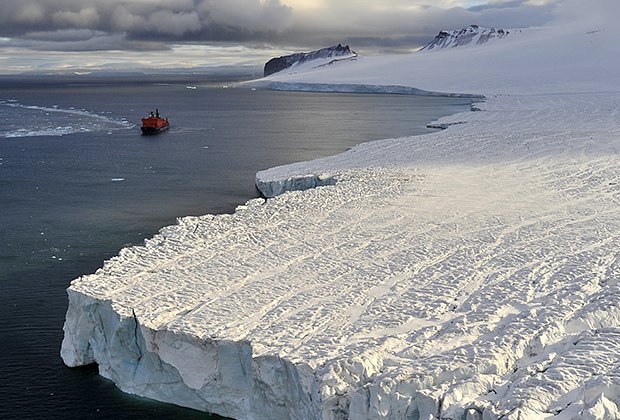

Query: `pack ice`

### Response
(62, 7, 620, 420)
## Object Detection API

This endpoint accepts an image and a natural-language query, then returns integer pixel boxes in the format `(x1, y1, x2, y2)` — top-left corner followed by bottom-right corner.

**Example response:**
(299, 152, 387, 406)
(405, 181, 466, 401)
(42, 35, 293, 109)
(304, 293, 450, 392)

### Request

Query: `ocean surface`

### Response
(0, 73, 470, 418)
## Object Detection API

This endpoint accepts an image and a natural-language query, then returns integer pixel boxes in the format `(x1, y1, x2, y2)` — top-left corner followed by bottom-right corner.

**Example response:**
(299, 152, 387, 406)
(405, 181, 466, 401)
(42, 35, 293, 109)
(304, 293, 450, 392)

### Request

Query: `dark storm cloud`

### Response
(0, 0, 561, 54)
(462, 1, 556, 31)
(468, 0, 527, 12)
(0, 0, 293, 48)
(12, 30, 170, 51)
(276, 1, 558, 53)
(344, 35, 436, 50)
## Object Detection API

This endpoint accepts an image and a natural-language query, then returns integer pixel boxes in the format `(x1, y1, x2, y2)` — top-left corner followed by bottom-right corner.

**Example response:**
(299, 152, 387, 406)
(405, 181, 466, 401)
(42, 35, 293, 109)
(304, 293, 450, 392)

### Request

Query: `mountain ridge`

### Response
(263, 44, 356, 77)
(420, 24, 515, 51)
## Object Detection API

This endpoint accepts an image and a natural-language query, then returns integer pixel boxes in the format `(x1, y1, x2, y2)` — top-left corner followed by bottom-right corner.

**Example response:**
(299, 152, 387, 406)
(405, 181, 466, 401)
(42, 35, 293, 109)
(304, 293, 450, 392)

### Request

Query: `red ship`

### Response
(141, 109, 169, 135)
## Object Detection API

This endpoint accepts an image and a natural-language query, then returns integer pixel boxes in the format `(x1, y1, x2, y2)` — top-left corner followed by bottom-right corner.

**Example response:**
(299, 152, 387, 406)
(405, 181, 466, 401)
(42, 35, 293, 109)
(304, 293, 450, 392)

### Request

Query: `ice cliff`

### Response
(63, 4, 620, 419)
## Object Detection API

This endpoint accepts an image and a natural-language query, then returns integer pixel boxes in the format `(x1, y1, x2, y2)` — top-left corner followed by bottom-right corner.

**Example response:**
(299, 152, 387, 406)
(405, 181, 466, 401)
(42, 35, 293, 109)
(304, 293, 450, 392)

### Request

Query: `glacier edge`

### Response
(61, 289, 323, 419)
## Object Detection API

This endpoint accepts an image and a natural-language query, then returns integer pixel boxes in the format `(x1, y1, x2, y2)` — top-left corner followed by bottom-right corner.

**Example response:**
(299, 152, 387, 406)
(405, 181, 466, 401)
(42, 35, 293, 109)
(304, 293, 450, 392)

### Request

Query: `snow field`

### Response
(257, 23, 620, 98)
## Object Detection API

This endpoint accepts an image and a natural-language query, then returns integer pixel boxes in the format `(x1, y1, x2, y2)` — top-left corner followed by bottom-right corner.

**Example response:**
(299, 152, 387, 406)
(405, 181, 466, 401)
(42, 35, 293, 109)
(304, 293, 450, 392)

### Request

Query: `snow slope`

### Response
(256, 21, 620, 97)
(62, 7, 620, 420)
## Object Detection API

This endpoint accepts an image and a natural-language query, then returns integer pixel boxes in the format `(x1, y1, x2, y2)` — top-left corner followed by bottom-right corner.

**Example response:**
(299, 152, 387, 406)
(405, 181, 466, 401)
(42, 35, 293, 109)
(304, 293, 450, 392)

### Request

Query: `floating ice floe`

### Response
(0, 101, 134, 138)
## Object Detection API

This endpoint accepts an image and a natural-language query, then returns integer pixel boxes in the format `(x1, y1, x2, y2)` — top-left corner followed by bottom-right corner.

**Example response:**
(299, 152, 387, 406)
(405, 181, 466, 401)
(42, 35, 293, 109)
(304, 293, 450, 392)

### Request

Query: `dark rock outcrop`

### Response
(421, 25, 513, 51)
(264, 44, 355, 77)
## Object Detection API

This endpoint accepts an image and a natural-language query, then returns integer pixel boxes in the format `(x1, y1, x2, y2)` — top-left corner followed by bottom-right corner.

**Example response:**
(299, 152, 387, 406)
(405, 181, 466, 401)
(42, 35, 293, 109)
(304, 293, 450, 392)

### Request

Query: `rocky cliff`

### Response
(264, 44, 356, 77)
(421, 25, 513, 51)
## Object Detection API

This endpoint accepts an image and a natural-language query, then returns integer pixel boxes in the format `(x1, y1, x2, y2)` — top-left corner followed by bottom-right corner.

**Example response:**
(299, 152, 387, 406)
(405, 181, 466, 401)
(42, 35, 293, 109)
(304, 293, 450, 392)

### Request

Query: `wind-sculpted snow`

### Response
(63, 91, 620, 418)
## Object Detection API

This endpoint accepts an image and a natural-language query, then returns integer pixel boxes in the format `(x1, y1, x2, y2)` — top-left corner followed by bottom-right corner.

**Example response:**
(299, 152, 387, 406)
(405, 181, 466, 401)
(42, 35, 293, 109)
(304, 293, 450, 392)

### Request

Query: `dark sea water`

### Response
(0, 73, 470, 419)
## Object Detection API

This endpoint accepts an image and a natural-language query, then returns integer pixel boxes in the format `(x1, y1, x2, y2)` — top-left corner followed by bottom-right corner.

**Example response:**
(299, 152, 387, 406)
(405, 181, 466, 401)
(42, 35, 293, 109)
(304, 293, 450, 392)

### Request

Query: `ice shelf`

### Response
(62, 9, 620, 419)
(63, 91, 620, 419)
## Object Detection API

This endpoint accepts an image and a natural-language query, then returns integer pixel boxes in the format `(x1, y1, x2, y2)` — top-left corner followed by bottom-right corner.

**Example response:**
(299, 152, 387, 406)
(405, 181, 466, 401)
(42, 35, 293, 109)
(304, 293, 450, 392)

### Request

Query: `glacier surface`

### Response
(63, 6, 620, 420)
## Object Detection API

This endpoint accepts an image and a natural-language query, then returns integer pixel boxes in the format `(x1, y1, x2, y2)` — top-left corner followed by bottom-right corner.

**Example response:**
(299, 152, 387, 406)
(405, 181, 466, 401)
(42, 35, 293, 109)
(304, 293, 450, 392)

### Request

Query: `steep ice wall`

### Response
(62, 289, 321, 419)
(255, 173, 337, 198)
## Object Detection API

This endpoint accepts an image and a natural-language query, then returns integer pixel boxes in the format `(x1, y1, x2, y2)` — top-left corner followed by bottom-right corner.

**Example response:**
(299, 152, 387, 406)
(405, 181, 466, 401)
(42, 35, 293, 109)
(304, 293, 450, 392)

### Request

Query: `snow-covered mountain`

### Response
(258, 22, 619, 97)
(263, 44, 356, 77)
(420, 24, 513, 51)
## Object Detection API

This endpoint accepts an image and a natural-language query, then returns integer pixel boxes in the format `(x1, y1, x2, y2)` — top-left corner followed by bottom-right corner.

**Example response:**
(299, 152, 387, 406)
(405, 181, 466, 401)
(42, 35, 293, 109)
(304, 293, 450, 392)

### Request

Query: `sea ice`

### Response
(0, 101, 133, 138)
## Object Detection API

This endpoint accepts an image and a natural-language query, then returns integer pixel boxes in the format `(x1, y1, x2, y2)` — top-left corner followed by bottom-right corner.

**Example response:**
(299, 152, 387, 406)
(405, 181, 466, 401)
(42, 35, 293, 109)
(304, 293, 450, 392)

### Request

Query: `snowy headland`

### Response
(62, 5, 620, 420)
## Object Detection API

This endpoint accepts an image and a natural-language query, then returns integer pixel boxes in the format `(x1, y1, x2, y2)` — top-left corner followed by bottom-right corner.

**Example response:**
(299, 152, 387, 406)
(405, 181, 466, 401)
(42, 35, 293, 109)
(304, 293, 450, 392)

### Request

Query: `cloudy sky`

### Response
(0, 0, 572, 73)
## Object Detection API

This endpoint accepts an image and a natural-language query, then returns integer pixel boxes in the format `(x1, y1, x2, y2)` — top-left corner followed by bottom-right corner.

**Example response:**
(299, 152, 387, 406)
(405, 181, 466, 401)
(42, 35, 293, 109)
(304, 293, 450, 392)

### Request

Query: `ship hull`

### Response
(141, 125, 169, 135)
